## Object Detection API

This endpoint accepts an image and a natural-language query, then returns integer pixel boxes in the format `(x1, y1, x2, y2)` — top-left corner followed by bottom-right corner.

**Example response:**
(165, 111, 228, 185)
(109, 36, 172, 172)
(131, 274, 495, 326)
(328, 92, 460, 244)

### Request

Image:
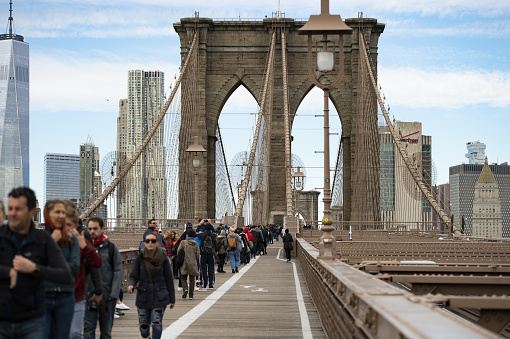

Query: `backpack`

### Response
(202, 234, 214, 255)
(228, 236, 236, 249)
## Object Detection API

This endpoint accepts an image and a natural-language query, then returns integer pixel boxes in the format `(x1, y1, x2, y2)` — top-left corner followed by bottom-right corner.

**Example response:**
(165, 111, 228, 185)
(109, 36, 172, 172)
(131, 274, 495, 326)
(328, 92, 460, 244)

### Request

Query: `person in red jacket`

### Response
(65, 205, 102, 339)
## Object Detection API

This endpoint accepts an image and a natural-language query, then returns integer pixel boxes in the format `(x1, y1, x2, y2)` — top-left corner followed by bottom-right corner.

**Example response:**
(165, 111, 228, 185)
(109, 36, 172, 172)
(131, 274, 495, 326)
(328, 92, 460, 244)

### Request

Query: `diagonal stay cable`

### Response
(235, 30, 277, 217)
(359, 32, 457, 234)
(80, 32, 199, 219)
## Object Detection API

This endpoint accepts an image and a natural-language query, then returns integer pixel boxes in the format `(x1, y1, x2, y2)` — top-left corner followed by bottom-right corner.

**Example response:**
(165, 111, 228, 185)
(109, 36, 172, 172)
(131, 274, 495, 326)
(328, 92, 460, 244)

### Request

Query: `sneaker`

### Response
(208, 286, 214, 290)
(116, 310, 125, 316)
(235, 267, 239, 273)
(189, 296, 194, 300)
(177, 287, 183, 291)
(182, 289, 188, 299)
(116, 302, 130, 310)
(114, 313, 120, 319)
(232, 269, 235, 273)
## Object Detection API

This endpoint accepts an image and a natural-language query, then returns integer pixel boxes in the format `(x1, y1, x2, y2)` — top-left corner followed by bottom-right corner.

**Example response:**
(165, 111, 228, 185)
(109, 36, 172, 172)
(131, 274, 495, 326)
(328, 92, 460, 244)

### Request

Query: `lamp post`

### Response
(186, 136, 207, 220)
(299, 0, 352, 259)
(292, 167, 305, 227)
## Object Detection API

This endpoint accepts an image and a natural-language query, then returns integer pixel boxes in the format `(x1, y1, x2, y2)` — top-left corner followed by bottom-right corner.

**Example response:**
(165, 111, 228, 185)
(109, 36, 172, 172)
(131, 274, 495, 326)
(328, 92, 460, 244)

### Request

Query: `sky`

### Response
(9, 0, 510, 215)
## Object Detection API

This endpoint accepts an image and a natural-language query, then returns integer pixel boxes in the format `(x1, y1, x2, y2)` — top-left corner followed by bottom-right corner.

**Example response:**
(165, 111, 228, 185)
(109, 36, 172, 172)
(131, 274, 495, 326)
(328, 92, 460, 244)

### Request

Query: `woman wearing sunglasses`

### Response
(128, 232, 175, 339)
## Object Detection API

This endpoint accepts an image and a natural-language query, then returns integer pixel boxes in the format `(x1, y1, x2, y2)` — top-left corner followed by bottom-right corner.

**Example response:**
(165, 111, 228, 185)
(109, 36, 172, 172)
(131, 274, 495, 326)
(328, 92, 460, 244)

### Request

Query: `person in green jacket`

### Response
(215, 229, 228, 273)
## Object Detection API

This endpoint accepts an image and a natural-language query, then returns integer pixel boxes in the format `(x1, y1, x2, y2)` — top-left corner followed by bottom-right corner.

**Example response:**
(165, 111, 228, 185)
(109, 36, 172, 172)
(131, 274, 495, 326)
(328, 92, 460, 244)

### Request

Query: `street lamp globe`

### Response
(298, 0, 352, 259)
(317, 51, 334, 72)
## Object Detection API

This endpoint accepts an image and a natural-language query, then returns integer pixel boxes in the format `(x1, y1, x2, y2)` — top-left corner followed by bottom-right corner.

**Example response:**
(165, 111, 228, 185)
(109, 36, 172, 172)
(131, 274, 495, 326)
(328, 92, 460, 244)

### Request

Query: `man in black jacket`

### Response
(141, 219, 166, 253)
(0, 186, 73, 338)
(197, 223, 216, 289)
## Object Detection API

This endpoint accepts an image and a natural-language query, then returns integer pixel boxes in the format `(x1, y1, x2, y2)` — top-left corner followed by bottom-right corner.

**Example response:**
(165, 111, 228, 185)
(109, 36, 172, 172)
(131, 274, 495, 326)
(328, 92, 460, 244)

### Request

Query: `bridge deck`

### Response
(106, 246, 325, 338)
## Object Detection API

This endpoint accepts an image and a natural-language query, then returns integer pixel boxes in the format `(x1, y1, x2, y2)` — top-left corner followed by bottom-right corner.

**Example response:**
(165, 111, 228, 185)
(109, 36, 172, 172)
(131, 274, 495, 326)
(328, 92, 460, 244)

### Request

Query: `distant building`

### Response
(465, 141, 486, 165)
(449, 162, 510, 237)
(431, 183, 451, 232)
(44, 153, 80, 209)
(117, 70, 167, 222)
(79, 139, 100, 212)
(471, 159, 503, 238)
(0, 3, 29, 202)
(379, 121, 433, 226)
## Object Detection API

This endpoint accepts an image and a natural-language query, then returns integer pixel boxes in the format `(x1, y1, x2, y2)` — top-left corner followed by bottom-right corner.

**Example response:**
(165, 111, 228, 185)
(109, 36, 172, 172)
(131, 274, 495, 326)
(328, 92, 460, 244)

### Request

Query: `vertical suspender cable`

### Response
(281, 29, 294, 217)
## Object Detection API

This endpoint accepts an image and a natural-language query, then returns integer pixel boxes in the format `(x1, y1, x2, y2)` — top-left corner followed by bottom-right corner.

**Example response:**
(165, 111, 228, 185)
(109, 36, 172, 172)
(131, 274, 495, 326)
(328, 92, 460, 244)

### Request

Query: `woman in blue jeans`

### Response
(43, 199, 80, 338)
(128, 232, 175, 339)
(226, 227, 241, 273)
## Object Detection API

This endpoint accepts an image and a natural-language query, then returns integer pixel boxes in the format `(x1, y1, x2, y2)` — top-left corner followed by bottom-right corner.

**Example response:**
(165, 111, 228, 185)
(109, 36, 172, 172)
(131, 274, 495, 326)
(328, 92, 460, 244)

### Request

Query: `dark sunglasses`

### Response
(144, 239, 157, 243)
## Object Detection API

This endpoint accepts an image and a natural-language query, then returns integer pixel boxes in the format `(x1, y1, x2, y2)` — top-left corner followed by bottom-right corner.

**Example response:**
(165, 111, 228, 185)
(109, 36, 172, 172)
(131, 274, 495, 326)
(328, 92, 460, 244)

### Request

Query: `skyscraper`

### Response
(117, 70, 166, 223)
(379, 121, 433, 225)
(0, 2, 29, 202)
(472, 158, 503, 238)
(465, 141, 486, 165)
(44, 153, 80, 208)
(450, 162, 510, 237)
(79, 138, 99, 211)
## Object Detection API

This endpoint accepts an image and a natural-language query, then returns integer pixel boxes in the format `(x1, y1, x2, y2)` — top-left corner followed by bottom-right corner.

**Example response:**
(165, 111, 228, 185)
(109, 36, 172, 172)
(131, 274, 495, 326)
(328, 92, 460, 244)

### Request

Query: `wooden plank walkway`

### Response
(106, 245, 325, 338)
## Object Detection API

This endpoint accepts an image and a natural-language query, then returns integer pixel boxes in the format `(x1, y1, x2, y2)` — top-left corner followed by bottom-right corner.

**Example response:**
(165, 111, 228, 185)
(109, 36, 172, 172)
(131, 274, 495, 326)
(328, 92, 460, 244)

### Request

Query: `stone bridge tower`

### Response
(174, 17, 384, 224)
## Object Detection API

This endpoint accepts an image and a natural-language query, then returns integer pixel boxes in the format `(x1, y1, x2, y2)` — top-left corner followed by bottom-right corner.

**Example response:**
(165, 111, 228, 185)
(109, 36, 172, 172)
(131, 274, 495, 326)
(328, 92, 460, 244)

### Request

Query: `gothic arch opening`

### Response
(292, 87, 343, 224)
(216, 85, 259, 223)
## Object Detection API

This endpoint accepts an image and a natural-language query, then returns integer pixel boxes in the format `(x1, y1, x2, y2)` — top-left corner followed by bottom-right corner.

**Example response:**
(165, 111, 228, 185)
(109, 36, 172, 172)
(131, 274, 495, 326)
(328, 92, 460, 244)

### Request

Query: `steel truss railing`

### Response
(297, 238, 497, 338)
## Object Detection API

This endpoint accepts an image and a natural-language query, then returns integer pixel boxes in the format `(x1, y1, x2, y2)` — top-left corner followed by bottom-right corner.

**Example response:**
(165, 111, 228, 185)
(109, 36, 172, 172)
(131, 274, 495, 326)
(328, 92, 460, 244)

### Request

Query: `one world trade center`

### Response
(0, 1, 29, 202)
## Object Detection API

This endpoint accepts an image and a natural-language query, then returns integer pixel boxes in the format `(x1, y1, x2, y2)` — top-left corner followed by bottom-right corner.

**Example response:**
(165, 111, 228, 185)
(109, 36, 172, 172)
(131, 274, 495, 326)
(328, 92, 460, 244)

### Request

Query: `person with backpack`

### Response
(226, 227, 241, 273)
(197, 223, 216, 289)
(127, 232, 175, 339)
(66, 204, 102, 339)
(83, 217, 123, 339)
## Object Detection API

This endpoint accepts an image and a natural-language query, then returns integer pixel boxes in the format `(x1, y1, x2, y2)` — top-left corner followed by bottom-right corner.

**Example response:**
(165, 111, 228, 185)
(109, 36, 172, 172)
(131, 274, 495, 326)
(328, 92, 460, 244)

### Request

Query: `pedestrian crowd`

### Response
(0, 186, 293, 339)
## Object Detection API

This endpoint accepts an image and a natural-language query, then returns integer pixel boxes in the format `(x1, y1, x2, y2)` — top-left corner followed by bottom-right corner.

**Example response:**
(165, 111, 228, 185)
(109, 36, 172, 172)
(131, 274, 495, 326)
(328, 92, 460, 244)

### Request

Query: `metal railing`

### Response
(301, 220, 448, 232)
(296, 238, 498, 338)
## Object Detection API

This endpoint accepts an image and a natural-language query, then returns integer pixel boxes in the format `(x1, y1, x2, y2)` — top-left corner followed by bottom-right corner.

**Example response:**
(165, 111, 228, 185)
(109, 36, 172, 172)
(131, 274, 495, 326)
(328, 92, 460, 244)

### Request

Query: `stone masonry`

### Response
(174, 17, 384, 224)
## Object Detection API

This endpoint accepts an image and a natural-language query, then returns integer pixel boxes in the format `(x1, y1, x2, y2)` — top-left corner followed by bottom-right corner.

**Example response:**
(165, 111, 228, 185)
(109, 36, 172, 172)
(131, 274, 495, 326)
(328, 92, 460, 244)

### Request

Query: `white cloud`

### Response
(384, 19, 510, 38)
(13, 1, 510, 39)
(31, 50, 179, 113)
(379, 67, 510, 109)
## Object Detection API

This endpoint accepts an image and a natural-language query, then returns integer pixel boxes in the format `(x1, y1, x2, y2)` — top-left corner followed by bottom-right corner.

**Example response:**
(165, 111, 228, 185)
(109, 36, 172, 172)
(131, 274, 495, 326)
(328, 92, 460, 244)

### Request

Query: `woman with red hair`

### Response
(43, 199, 80, 338)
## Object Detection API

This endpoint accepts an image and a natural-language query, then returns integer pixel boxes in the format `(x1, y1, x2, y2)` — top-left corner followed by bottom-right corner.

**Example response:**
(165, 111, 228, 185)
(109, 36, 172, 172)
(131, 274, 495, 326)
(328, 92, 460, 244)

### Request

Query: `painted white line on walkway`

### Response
(276, 248, 313, 338)
(162, 255, 260, 339)
(292, 260, 313, 339)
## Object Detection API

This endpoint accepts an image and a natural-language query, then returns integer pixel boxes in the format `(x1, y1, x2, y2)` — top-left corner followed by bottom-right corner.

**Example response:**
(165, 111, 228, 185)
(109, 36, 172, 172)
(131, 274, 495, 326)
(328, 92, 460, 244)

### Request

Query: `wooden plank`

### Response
(101, 246, 325, 338)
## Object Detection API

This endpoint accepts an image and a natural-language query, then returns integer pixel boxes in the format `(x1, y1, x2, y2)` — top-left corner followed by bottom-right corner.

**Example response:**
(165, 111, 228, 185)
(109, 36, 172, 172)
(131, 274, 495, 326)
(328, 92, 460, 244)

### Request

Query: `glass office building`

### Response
(379, 122, 433, 224)
(0, 20, 29, 202)
(44, 153, 80, 208)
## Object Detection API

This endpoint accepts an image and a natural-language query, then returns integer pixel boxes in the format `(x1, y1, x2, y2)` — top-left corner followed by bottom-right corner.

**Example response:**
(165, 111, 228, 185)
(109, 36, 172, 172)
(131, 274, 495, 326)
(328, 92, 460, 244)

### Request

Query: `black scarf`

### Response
(141, 247, 167, 277)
